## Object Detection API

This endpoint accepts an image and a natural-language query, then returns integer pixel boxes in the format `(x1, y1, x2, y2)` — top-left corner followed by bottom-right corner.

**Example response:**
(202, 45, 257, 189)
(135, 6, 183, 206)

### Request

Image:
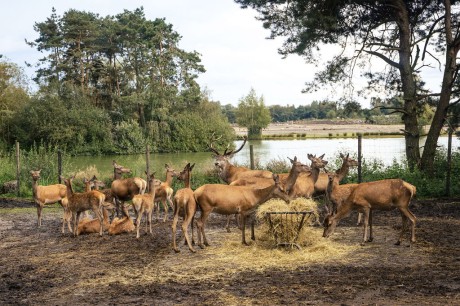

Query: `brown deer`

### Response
(77, 203, 113, 235)
(108, 215, 135, 235)
(210, 136, 273, 231)
(154, 164, 177, 222)
(325, 171, 359, 215)
(111, 160, 146, 217)
(61, 176, 106, 237)
(132, 172, 157, 239)
(314, 153, 359, 196)
(172, 163, 197, 253)
(283, 154, 328, 198)
(323, 179, 417, 245)
(194, 174, 290, 246)
(30, 169, 71, 233)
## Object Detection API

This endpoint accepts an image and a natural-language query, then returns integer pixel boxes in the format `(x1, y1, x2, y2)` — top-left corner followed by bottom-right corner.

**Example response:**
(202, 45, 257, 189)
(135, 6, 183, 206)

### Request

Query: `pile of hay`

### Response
(256, 197, 320, 248)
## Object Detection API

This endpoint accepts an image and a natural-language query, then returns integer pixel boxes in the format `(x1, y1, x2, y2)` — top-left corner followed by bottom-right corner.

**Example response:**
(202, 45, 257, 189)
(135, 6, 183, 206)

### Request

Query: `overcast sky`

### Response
(0, 0, 444, 108)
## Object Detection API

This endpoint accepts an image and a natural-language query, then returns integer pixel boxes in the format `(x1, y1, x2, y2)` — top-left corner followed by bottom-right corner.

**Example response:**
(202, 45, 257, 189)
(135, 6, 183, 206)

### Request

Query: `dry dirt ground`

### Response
(0, 197, 459, 305)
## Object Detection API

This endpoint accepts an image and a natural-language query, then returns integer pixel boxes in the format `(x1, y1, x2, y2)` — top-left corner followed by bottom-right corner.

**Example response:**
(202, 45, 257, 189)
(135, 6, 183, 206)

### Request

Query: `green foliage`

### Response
(236, 88, 271, 139)
(112, 120, 146, 154)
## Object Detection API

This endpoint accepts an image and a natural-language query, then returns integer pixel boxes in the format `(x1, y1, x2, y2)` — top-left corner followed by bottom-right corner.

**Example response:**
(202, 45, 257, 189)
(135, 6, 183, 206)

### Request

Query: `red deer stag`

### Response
(323, 179, 417, 245)
(111, 161, 146, 217)
(210, 136, 273, 232)
(132, 172, 157, 239)
(154, 164, 177, 222)
(61, 176, 106, 237)
(30, 169, 71, 233)
(194, 174, 290, 246)
(172, 163, 197, 253)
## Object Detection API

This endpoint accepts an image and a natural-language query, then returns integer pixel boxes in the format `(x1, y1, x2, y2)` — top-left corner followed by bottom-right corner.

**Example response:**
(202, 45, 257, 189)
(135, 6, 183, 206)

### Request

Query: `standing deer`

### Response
(323, 179, 417, 245)
(172, 163, 197, 253)
(210, 136, 273, 232)
(283, 154, 328, 198)
(61, 176, 106, 237)
(194, 174, 290, 246)
(132, 172, 157, 239)
(111, 161, 146, 217)
(314, 153, 359, 196)
(154, 164, 177, 222)
(30, 169, 71, 233)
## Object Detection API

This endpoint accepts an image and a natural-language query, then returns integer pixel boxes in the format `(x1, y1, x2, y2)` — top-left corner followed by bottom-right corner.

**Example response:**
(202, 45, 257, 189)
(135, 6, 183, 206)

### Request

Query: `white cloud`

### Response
(0, 0, 445, 108)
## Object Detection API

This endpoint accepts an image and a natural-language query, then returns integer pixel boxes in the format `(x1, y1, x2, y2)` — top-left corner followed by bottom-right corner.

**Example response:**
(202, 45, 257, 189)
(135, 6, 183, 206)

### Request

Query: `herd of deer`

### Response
(29, 137, 417, 253)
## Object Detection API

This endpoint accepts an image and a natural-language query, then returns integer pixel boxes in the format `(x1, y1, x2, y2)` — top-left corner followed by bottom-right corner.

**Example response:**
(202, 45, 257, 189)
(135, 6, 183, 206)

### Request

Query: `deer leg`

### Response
(172, 204, 181, 252)
(397, 207, 417, 245)
(148, 209, 153, 236)
(357, 212, 362, 226)
(182, 201, 197, 253)
(250, 214, 256, 241)
(361, 209, 370, 245)
(93, 206, 104, 237)
(367, 210, 374, 242)
(225, 215, 232, 233)
(241, 214, 249, 246)
(74, 212, 82, 237)
(136, 207, 144, 239)
(36, 204, 43, 227)
(196, 210, 211, 248)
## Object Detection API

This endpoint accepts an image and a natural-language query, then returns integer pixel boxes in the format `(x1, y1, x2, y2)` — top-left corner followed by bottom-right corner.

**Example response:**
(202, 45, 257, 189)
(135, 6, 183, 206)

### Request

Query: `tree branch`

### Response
(363, 50, 401, 68)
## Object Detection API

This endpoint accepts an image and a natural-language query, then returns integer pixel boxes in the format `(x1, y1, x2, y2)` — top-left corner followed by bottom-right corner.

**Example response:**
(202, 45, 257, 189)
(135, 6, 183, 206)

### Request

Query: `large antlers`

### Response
(209, 134, 247, 157)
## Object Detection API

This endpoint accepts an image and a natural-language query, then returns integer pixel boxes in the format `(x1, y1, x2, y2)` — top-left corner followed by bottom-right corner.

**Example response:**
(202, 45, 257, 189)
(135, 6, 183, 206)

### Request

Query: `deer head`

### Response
(210, 136, 247, 171)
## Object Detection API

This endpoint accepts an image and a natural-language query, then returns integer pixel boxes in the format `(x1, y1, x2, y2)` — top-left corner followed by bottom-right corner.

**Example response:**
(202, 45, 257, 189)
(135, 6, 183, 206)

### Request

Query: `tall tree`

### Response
(235, 0, 460, 171)
(236, 88, 271, 139)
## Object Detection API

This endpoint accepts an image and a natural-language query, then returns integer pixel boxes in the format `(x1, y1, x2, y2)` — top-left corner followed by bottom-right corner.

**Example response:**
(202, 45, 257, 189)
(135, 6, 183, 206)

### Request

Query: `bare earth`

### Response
(0, 198, 459, 305)
(233, 121, 408, 137)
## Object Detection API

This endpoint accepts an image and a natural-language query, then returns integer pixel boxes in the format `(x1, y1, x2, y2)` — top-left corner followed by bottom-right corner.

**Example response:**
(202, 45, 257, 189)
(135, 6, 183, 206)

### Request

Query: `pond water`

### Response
(69, 136, 459, 177)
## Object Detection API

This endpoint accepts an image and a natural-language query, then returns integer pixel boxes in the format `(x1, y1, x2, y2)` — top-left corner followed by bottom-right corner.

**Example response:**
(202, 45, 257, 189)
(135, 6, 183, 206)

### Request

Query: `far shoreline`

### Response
(232, 120, 435, 139)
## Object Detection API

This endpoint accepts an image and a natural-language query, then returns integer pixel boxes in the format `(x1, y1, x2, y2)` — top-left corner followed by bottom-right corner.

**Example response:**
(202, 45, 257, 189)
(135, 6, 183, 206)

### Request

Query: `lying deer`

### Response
(132, 172, 157, 239)
(108, 215, 135, 235)
(172, 163, 197, 253)
(77, 203, 113, 235)
(61, 175, 106, 237)
(154, 164, 176, 222)
(111, 161, 146, 217)
(194, 174, 290, 246)
(30, 169, 71, 233)
(323, 179, 417, 245)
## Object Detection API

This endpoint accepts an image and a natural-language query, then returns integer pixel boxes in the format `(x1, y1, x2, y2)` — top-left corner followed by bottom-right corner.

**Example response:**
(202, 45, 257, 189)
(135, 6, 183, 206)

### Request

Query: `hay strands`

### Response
(266, 211, 316, 250)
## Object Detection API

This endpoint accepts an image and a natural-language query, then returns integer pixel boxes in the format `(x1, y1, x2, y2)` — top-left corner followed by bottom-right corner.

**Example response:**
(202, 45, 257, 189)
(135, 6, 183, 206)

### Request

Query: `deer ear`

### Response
(319, 153, 325, 159)
(339, 153, 344, 159)
(287, 157, 294, 164)
(190, 163, 195, 171)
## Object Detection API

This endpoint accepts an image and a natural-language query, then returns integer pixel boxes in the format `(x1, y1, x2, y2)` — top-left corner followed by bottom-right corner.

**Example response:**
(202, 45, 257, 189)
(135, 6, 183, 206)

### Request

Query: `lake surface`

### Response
(70, 136, 459, 178)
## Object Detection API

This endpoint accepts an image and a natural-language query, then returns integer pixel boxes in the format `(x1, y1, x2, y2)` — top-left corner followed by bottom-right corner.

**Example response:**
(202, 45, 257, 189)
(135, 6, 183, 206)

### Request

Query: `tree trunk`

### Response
(395, 1, 421, 170)
(420, 2, 459, 172)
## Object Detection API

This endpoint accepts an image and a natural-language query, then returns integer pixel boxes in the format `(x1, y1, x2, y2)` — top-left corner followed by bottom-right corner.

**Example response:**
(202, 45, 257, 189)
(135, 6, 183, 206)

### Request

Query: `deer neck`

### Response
(284, 167, 300, 194)
(113, 170, 121, 180)
(184, 173, 191, 189)
(335, 162, 350, 182)
(148, 180, 156, 196)
(309, 165, 321, 184)
(326, 177, 340, 199)
(31, 179, 38, 198)
(165, 171, 173, 186)
(65, 183, 74, 198)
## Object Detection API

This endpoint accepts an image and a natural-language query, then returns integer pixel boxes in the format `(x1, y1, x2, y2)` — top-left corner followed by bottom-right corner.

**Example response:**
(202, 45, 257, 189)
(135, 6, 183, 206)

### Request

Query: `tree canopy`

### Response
(236, 88, 271, 139)
(235, 0, 460, 171)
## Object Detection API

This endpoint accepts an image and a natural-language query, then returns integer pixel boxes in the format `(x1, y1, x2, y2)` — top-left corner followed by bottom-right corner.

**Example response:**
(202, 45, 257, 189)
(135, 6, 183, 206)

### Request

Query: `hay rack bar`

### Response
(265, 211, 316, 250)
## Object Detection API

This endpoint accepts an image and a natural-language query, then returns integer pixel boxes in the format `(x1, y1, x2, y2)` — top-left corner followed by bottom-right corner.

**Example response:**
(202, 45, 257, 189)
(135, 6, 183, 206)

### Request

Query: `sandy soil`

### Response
(0, 197, 459, 305)
(233, 121, 414, 137)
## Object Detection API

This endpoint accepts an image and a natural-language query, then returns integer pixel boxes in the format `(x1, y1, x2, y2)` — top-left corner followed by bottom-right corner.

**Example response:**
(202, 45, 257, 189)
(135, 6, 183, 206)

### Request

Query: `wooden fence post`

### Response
(357, 134, 362, 183)
(58, 150, 62, 184)
(15, 141, 20, 197)
(250, 144, 255, 170)
(446, 129, 453, 197)
(145, 144, 150, 192)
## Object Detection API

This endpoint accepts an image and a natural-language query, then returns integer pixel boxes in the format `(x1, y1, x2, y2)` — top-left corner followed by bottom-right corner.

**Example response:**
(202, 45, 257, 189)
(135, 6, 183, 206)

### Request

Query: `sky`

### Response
(0, 0, 444, 108)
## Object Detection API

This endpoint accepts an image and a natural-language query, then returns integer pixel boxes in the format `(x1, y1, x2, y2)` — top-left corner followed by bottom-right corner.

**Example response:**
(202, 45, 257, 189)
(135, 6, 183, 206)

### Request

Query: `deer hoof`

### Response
(198, 244, 205, 249)
(173, 248, 180, 253)
(189, 248, 196, 253)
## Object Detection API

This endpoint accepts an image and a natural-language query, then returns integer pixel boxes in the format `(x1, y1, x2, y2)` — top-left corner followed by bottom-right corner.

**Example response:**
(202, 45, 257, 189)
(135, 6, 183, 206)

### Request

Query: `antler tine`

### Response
(209, 132, 223, 155)
(226, 136, 247, 156)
